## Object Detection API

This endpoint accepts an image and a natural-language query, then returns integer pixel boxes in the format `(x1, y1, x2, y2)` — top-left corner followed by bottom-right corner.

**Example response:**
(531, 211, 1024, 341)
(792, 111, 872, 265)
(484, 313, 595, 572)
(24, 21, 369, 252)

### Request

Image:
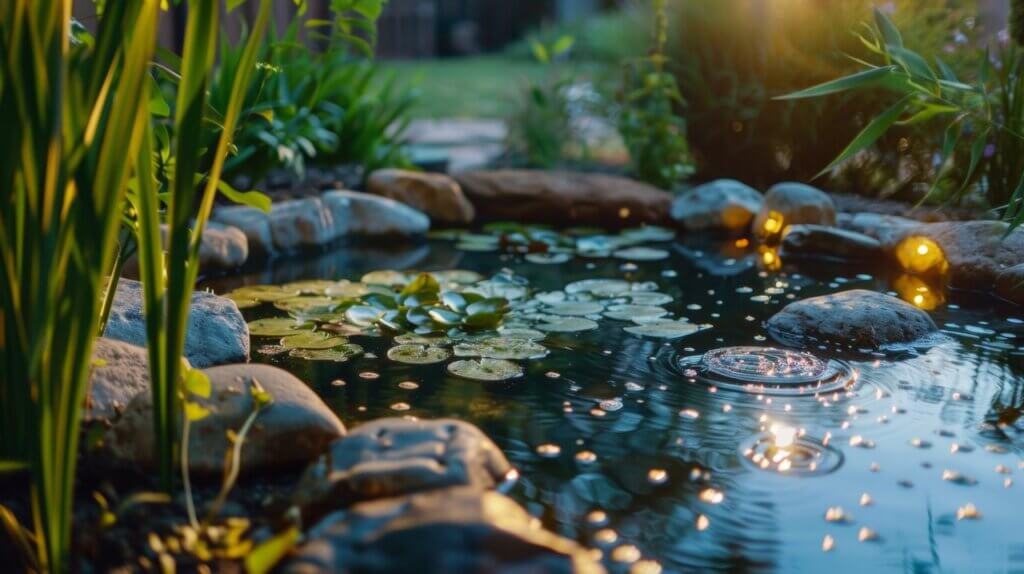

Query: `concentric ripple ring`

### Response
(677, 346, 856, 396)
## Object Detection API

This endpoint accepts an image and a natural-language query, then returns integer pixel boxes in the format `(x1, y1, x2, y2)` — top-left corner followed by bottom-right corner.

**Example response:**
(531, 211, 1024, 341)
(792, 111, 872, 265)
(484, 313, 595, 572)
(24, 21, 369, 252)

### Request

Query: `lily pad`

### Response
(453, 337, 549, 360)
(620, 226, 676, 242)
(497, 327, 546, 340)
(613, 247, 670, 261)
(603, 304, 668, 322)
(545, 301, 606, 316)
(227, 284, 296, 303)
(324, 281, 369, 298)
(387, 344, 452, 364)
(447, 358, 524, 381)
(345, 305, 385, 327)
(627, 292, 674, 306)
(565, 279, 631, 296)
(361, 270, 411, 286)
(274, 296, 339, 314)
(432, 270, 484, 285)
(624, 320, 705, 339)
(247, 318, 309, 337)
(282, 279, 338, 295)
(280, 331, 348, 349)
(525, 253, 572, 265)
(394, 333, 453, 346)
(288, 344, 364, 362)
(536, 317, 600, 333)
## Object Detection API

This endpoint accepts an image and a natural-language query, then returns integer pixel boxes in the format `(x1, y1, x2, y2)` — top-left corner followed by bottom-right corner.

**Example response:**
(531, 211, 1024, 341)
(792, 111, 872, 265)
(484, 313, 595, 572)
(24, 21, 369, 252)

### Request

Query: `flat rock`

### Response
(122, 222, 249, 277)
(322, 190, 430, 236)
(294, 417, 513, 521)
(212, 205, 277, 257)
(753, 182, 836, 237)
(996, 263, 1024, 305)
(671, 178, 762, 232)
(837, 212, 920, 244)
(86, 338, 154, 423)
(282, 487, 605, 574)
(455, 169, 671, 228)
(268, 196, 337, 251)
(105, 364, 345, 476)
(766, 289, 938, 350)
(781, 224, 882, 260)
(883, 221, 1024, 289)
(367, 169, 475, 225)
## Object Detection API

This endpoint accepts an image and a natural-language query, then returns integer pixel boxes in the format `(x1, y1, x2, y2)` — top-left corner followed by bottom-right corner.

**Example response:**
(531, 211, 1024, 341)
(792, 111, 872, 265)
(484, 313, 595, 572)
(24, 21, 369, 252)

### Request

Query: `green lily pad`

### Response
(545, 301, 605, 316)
(361, 270, 411, 286)
(387, 344, 452, 364)
(454, 337, 549, 360)
(620, 226, 676, 242)
(247, 318, 310, 337)
(346, 305, 385, 326)
(280, 331, 348, 349)
(536, 317, 600, 333)
(525, 253, 572, 264)
(282, 279, 338, 295)
(447, 358, 524, 381)
(602, 304, 668, 322)
(432, 270, 484, 285)
(394, 333, 452, 346)
(627, 292, 674, 306)
(613, 247, 670, 261)
(624, 320, 705, 339)
(288, 344, 364, 362)
(497, 327, 546, 340)
(324, 281, 369, 298)
(565, 279, 631, 296)
(274, 296, 339, 314)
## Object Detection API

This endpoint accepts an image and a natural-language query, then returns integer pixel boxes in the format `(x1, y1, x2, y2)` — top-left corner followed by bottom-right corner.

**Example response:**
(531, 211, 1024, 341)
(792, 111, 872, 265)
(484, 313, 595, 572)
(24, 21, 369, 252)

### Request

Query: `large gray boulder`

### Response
(671, 179, 762, 232)
(86, 338, 155, 423)
(837, 212, 920, 244)
(105, 364, 345, 476)
(104, 278, 248, 368)
(282, 488, 605, 574)
(753, 182, 836, 237)
(212, 205, 277, 257)
(322, 190, 430, 237)
(294, 418, 513, 521)
(455, 169, 671, 229)
(268, 196, 337, 251)
(122, 221, 249, 277)
(367, 169, 475, 225)
(766, 289, 938, 350)
(780, 224, 882, 260)
(883, 221, 1024, 289)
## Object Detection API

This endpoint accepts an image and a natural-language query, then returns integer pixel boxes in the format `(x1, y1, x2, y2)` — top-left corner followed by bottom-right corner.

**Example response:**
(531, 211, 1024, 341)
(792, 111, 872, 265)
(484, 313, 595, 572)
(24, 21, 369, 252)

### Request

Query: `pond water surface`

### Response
(203, 234, 1024, 574)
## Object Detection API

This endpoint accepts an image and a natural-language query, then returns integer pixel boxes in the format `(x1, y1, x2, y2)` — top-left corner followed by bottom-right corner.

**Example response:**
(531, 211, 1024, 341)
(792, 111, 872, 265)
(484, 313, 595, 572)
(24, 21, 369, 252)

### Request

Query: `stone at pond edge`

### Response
(671, 178, 763, 232)
(753, 182, 836, 236)
(87, 338, 159, 423)
(996, 263, 1024, 305)
(293, 418, 513, 522)
(282, 487, 604, 574)
(122, 221, 249, 278)
(837, 212, 920, 244)
(780, 224, 882, 260)
(212, 204, 277, 257)
(104, 278, 249, 368)
(104, 364, 344, 476)
(455, 169, 671, 228)
(883, 221, 1024, 290)
(766, 289, 938, 350)
(322, 190, 430, 237)
(367, 168, 475, 225)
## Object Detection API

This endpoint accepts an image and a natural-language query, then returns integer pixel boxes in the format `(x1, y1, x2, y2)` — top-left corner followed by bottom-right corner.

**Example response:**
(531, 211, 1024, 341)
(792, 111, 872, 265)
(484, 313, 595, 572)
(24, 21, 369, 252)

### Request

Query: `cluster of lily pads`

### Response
(228, 270, 708, 382)
(429, 222, 676, 262)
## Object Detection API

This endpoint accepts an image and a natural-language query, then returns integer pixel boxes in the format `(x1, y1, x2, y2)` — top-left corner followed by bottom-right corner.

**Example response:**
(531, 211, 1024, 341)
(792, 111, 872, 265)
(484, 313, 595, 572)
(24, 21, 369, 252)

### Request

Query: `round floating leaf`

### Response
(466, 297, 509, 316)
(624, 320, 705, 339)
(454, 337, 549, 360)
(525, 253, 572, 264)
(447, 358, 524, 381)
(535, 290, 567, 304)
(274, 296, 339, 314)
(227, 285, 297, 303)
(282, 279, 337, 295)
(603, 304, 668, 322)
(536, 317, 599, 333)
(361, 270, 410, 286)
(346, 305, 385, 327)
(628, 292, 673, 306)
(440, 291, 468, 312)
(426, 307, 462, 326)
(324, 281, 369, 298)
(231, 298, 262, 309)
(545, 301, 606, 316)
(387, 344, 452, 364)
(432, 270, 483, 285)
(613, 247, 670, 261)
(565, 279, 630, 296)
(394, 333, 452, 346)
(280, 331, 348, 349)
(248, 318, 310, 337)
(620, 226, 676, 242)
(464, 282, 527, 301)
(456, 242, 499, 252)
(497, 327, 546, 340)
(462, 312, 502, 329)
(289, 344, 364, 362)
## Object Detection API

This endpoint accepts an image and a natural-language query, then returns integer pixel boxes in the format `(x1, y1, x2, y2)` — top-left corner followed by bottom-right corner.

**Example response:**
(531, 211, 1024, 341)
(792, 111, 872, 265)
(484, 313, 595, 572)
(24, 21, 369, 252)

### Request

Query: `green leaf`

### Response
(531, 41, 549, 64)
(816, 96, 912, 179)
(184, 401, 211, 422)
(182, 369, 211, 399)
(552, 35, 575, 57)
(216, 180, 271, 212)
(957, 129, 990, 196)
(874, 7, 902, 47)
(775, 66, 907, 100)
(935, 56, 959, 82)
(400, 273, 440, 298)
(0, 460, 27, 474)
(897, 102, 959, 125)
(245, 526, 300, 574)
(889, 46, 937, 87)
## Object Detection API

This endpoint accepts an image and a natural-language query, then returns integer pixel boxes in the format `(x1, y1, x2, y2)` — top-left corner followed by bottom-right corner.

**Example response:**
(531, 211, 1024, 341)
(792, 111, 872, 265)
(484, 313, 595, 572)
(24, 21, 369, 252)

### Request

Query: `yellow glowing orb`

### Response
(759, 246, 782, 271)
(894, 274, 944, 310)
(762, 210, 784, 235)
(735, 238, 750, 248)
(895, 236, 948, 276)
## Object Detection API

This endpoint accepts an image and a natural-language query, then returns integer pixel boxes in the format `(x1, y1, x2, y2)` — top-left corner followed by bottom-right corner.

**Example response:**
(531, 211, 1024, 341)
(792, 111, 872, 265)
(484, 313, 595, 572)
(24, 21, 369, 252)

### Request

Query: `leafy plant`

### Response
(780, 7, 1024, 221)
(0, 1, 159, 570)
(618, 0, 692, 189)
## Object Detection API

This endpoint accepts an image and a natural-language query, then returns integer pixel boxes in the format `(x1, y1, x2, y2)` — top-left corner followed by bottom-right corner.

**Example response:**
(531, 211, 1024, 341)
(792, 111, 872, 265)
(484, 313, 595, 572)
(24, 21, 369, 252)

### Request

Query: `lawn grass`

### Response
(378, 55, 605, 119)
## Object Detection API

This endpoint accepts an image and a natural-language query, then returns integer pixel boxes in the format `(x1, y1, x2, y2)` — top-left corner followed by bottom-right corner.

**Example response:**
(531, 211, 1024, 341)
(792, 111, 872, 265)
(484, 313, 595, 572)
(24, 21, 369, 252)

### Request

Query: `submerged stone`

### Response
(283, 488, 604, 574)
(293, 418, 513, 521)
(105, 364, 344, 476)
(766, 289, 938, 350)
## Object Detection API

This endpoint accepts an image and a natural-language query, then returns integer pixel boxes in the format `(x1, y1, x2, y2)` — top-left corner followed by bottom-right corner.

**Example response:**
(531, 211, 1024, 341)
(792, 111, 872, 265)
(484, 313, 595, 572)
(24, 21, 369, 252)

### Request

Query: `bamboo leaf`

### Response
(874, 7, 903, 47)
(775, 66, 906, 100)
(815, 96, 912, 178)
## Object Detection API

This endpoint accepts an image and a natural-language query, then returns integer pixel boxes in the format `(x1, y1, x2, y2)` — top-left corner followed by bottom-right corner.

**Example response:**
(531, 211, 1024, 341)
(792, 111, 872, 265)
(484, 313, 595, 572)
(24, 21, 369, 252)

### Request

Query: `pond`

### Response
(203, 231, 1024, 573)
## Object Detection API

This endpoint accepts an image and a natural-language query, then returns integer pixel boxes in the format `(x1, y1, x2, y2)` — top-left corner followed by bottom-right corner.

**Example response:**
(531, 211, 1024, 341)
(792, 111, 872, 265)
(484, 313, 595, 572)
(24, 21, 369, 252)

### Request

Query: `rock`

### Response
(837, 212, 920, 244)
(268, 196, 337, 251)
(322, 190, 430, 237)
(282, 488, 605, 574)
(753, 182, 836, 237)
(87, 338, 154, 423)
(671, 179, 762, 232)
(122, 222, 248, 278)
(104, 278, 249, 368)
(213, 205, 277, 257)
(455, 169, 671, 228)
(883, 221, 1024, 289)
(294, 418, 513, 521)
(780, 224, 882, 260)
(105, 364, 345, 476)
(367, 169, 475, 225)
(996, 263, 1024, 305)
(766, 289, 938, 350)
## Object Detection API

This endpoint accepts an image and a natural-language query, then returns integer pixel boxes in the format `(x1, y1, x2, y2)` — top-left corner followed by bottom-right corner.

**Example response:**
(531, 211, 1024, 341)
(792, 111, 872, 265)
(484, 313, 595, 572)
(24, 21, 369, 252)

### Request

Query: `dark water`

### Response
(203, 236, 1024, 573)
